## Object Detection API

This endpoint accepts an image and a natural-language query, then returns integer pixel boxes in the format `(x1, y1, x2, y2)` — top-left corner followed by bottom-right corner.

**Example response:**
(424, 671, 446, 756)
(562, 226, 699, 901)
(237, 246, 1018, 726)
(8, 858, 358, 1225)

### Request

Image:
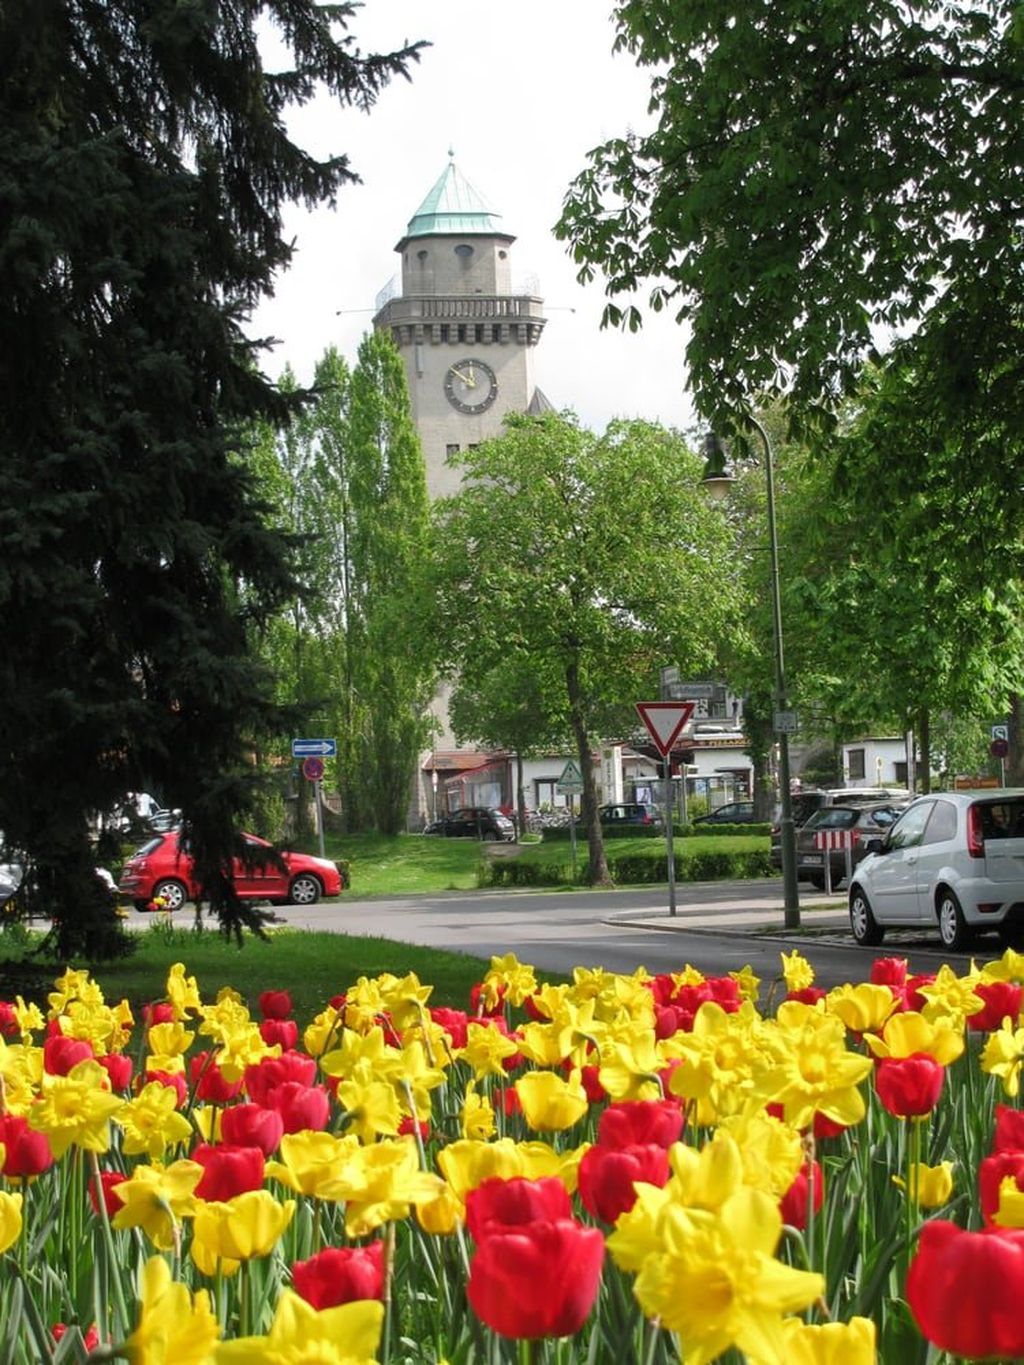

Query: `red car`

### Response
(118, 831, 343, 912)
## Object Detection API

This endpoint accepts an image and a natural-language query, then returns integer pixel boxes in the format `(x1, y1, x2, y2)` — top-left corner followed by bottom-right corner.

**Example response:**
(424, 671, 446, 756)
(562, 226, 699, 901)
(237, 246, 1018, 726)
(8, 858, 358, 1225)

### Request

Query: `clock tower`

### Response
(372, 156, 549, 499)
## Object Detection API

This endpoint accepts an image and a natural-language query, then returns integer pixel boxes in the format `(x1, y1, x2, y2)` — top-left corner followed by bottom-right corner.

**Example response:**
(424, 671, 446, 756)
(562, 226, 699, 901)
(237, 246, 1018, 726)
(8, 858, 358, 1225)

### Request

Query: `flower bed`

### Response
(1, 945, 1023, 1361)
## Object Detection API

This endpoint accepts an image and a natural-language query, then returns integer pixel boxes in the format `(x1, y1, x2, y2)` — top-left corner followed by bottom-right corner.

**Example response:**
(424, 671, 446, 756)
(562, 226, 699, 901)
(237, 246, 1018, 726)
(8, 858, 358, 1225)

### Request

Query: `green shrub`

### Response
(483, 844, 775, 887)
(676, 821, 772, 838)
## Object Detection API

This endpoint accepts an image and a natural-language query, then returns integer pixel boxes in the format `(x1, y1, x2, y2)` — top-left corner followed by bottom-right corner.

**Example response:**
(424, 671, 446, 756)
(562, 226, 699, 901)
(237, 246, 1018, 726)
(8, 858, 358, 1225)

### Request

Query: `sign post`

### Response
(556, 760, 585, 882)
(635, 702, 696, 916)
(293, 740, 335, 859)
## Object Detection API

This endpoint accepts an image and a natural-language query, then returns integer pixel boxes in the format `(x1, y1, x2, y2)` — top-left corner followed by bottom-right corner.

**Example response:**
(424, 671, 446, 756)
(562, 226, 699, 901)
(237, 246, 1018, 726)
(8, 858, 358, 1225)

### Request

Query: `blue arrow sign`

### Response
(292, 738, 337, 758)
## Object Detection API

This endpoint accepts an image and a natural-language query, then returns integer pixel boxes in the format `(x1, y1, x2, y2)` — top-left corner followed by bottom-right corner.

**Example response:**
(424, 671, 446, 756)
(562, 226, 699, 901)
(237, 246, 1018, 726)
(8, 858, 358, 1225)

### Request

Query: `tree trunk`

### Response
(1009, 694, 1023, 787)
(566, 660, 611, 886)
(917, 708, 931, 794)
(515, 752, 527, 843)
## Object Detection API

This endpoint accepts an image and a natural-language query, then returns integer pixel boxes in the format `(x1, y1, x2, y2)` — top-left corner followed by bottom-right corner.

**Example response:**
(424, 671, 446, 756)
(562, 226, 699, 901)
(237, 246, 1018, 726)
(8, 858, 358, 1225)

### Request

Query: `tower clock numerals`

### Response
(444, 358, 498, 414)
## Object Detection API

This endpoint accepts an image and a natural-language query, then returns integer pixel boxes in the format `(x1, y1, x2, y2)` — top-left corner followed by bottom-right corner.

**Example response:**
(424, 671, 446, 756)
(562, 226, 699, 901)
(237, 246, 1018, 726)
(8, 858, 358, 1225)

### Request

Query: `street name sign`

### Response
(635, 701, 696, 757)
(292, 738, 337, 758)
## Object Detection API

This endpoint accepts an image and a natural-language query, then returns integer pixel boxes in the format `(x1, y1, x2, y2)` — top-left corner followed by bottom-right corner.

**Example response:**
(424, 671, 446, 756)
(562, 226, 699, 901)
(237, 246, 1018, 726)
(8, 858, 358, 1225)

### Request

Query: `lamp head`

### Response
(701, 433, 734, 500)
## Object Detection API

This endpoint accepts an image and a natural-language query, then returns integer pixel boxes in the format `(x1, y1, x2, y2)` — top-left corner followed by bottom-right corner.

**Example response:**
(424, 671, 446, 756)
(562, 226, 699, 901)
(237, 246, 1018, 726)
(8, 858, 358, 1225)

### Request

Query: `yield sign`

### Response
(635, 701, 696, 757)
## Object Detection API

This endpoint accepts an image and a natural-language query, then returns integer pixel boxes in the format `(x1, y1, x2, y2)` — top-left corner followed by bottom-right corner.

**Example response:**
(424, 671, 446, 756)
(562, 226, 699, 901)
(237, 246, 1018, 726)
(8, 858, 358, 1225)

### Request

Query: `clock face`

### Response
(444, 358, 498, 414)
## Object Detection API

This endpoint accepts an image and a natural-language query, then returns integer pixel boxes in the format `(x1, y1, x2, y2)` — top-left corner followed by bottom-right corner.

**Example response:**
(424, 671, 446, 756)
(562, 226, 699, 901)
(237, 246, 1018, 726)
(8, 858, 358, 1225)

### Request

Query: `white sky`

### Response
(247, 1, 697, 435)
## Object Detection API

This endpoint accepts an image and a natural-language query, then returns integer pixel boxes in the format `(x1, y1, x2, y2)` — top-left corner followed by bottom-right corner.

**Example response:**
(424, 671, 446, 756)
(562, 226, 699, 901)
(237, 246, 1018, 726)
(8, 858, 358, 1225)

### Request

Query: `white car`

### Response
(848, 790, 1024, 950)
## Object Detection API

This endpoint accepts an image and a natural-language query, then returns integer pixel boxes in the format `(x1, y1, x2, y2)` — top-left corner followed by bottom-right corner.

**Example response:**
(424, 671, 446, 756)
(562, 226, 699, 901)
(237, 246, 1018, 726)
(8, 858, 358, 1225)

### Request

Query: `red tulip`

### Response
(875, 1053, 944, 1117)
(0, 1002, 18, 1038)
(780, 1160, 824, 1230)
(244, 1052, 317, 1105)
(192, 1143, 265, 1201)
(469, 981, 506, 1018)
(430, 1007, 470, 1049)
(870, 957, 908, 988)
(258, 990, 293, 1020)
(467, 1220, 604, 1340)
(969, 980, 1024, 1033)
(219, 1104, 284, 1156)
(908, 1220, 1024, 1358)
(596, 1099, 684, 1151)
(576, 1064, 606, 1104)
(577, 1143, 671, 1224)
(143, 1070, 187, 1106)
(905, 973, 936, 1011)
(291, 1243, 384, 1309)
(979, 1151, 1024, 1225)
(98, 1053, 134, 1092)
(259, 1019, 299, 1050)
(786, 986, 828, 1006)
(466, 1177, 572, 1242)
(993, 1105, 1024, 1155)
(0, 1114, 53, 1178)
(52, 1324, 100, 1351)
(142, 1003, 176, 1026)
(264, 1081, 330, 1134)
(398, 1115, 431, 1141)
(88, 1170, 127, 1218)
(190, 1051, 244, 1104)
(43, 1036, 94, 1076)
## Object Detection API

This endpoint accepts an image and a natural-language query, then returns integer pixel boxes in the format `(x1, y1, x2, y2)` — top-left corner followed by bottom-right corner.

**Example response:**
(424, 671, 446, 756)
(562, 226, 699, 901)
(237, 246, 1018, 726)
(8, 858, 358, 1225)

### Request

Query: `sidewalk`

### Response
(617, 891, 850, 938)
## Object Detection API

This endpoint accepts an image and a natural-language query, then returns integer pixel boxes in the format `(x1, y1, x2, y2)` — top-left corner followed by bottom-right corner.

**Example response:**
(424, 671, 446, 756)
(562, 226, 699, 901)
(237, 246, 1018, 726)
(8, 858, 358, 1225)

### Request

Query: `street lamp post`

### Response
(702, 419, 801, 929)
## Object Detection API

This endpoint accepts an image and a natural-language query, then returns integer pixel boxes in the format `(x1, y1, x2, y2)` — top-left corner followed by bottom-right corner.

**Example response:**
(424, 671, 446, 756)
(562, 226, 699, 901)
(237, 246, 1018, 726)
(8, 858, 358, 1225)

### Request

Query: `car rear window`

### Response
(815, 808, 860, 829)
(979, 801, 1024, 839)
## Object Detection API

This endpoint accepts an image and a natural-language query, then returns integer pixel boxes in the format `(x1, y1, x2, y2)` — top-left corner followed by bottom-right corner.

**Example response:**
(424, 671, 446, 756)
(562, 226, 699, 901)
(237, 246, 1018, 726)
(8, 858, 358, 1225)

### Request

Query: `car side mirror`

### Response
(865, 837, 885, 855)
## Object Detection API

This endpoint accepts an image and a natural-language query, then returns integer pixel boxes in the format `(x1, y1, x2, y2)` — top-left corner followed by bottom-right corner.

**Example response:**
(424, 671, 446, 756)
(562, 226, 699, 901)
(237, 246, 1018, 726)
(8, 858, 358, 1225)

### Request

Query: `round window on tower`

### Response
(454, 244, 474, 260)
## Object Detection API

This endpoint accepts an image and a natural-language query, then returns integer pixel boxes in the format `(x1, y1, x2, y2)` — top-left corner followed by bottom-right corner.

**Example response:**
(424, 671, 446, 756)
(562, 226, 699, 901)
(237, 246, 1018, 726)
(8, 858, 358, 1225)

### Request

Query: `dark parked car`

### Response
(786, 787, 910, 829)
(692, 801, 755, 825)
(599, 803, 661, 828)
(423, 808, 515, 842)
(772, 802, 906, 889)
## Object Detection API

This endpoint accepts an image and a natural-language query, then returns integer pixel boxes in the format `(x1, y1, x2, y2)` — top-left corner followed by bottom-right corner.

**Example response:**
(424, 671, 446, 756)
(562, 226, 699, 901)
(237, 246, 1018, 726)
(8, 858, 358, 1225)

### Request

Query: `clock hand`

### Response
(450, 366, 476, 387)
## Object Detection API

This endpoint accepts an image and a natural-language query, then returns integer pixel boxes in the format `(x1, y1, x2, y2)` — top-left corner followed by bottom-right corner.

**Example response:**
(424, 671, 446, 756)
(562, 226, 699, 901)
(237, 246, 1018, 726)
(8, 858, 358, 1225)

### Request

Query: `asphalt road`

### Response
(191, 877, 989, 992)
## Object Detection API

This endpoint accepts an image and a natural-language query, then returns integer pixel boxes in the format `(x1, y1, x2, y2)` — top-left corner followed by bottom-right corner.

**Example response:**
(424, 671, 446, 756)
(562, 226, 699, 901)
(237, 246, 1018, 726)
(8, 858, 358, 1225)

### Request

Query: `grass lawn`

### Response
(0, 922, 500, 1023)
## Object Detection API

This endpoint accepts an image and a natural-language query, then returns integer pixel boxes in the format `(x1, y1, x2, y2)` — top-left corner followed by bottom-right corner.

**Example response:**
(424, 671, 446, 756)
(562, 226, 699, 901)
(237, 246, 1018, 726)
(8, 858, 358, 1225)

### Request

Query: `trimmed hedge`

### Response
(542, 821, 771, 841)
(484, 844, 775, 888)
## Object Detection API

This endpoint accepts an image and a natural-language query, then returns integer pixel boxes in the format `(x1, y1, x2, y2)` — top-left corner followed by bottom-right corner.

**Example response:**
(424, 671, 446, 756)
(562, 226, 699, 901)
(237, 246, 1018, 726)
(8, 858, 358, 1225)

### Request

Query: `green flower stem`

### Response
(89, 1153, 131, 1339)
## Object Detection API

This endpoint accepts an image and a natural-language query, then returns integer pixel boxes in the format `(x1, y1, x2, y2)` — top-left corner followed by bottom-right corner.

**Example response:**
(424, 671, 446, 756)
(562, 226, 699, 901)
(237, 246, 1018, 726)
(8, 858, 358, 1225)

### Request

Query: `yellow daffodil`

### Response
(460, 1082, 496, 1141)
(47, 968, 95, 1017)
(340, 975, 390, 1033)
(864, 1010, 964, 1066)
(914, 964, 985, 1030)
(320, 1026, 404, 1085)
(461, 1022, 520, 1079)
(191, 1190, 295, 1272)
(396, 1038, 447, 1119)
(213, 1290, 382, 1364)
(303, 1005, 341, 1059)
(213, 1022, 278, 1085)
(415, 1180, 464, 1235)
(515, 1068, 588, 1131)
(995, 1175, 1024, 1228)
(981, 1018, 1024, 1097)
(0, 1191, 22, 1253)
(893, 1161, 954, 1208)
(598, 1022, 666, 1102)
(779, 1314, 877, 1364)
(376, 970, 434, 1032)
(667, 1000, 770, 1125)
(165, 963, 203, 1019)
(825, 983, 898, 1035)
(481, 952, 538, 1009)
(526, 982, 572, 1021)
(752, 1003, 872, 1131)
(0, 1038, 43, 1114)
(320, 1135, 444, 1238)
(119, 1255, 220, 1363)
(730, 965, 761, 1004)
(981, 947, 1024, 984)
(437, 1137, 583, 1207)
(111, 1159, 203, 1249)
(517, 1020, 574, 1068)
(146, 1021, 194, 1066)
(334, 1076, 402, 1143)
(719, 1111, 803, 1200)
(57, 998, 129, 1054)
(28, 1060, 125, 1157)
(630, 1187, 824, 1358)
(13, 996, 45, 1040)
(780, 950, 815, 994)
(266, 1131, 360, 1199)
(116, 1081, 194, 1159)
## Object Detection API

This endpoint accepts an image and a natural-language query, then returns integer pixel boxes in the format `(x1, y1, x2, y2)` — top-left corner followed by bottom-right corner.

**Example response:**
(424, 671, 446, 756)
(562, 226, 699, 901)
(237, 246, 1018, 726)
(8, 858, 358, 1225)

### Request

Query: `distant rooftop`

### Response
(399, 154, 513, 244)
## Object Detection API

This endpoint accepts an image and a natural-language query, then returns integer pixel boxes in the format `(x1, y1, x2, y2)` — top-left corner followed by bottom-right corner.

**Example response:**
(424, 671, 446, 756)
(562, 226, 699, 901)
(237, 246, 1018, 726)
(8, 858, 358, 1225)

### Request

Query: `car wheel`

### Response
(151, 879, 188, 912)
(849, 886, 885, 946)
(288, 873, 322, 906)
(937, 888, 971, 951)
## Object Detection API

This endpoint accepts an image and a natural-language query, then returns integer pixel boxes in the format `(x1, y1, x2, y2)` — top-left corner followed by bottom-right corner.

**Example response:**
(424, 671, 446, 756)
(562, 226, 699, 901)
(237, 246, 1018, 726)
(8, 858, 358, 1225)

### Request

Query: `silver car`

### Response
(848, 790, 1024, 950)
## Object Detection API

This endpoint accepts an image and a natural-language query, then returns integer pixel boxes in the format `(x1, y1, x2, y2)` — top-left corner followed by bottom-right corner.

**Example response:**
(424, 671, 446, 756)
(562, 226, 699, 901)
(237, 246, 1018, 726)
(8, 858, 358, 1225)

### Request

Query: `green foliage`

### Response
(558, 1, 1024, 434)
(484, 836, 772, 887)
(0, 2, 424, 954)
(433, 412, 744, 886)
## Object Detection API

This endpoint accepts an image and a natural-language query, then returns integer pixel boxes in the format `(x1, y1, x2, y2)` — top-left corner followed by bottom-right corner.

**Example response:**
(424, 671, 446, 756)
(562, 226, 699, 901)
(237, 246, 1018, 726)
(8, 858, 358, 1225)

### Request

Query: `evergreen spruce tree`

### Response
(0, 1, 423, 954)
